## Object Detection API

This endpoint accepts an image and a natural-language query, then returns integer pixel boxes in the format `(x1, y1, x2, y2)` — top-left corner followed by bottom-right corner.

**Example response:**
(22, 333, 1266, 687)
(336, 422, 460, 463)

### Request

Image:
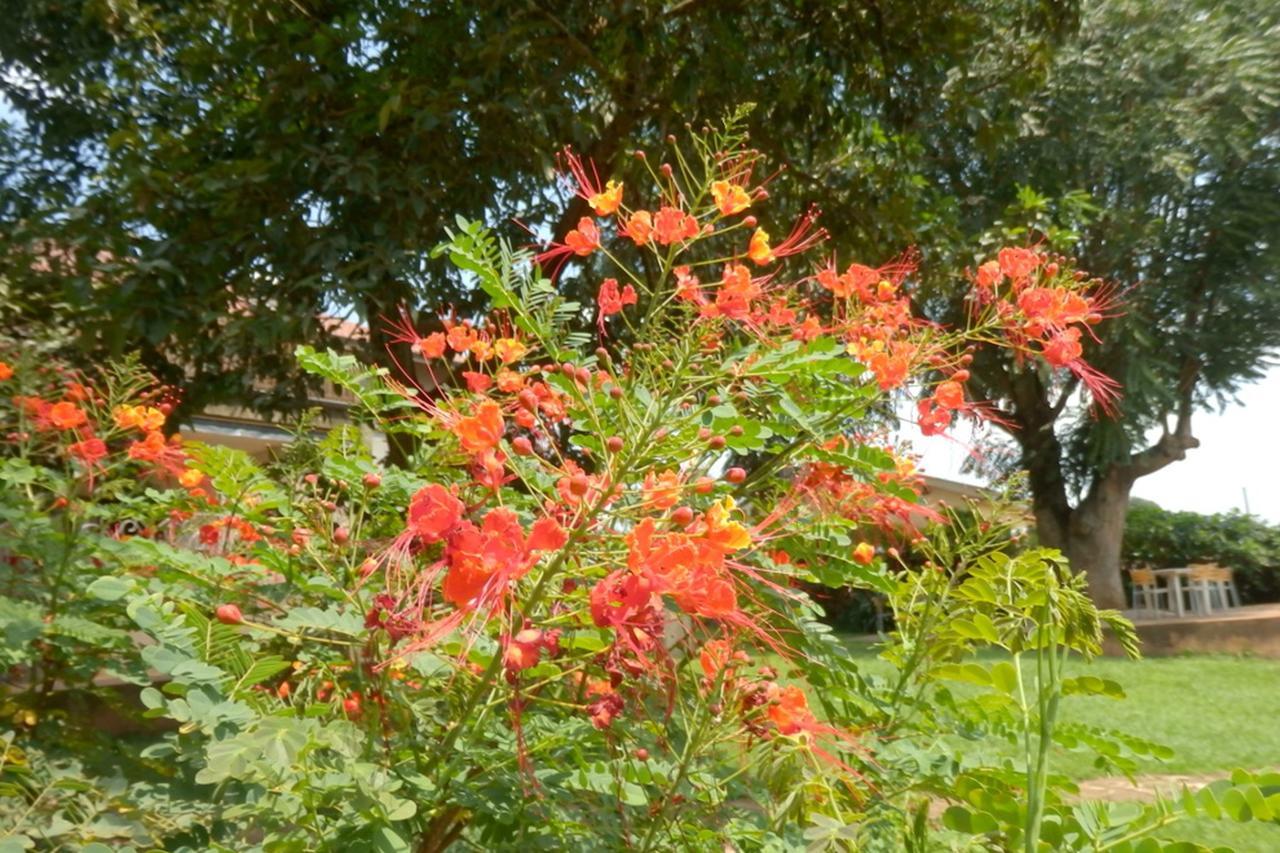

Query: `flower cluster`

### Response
(345, 129, 1122, 775)
(2, 361, 207, 495)
(970, 246, 1120, 407)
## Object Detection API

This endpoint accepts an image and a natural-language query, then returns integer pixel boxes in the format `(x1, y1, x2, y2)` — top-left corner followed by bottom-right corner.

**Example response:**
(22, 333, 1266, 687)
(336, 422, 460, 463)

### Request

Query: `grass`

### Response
(830, 641, 1280, 848)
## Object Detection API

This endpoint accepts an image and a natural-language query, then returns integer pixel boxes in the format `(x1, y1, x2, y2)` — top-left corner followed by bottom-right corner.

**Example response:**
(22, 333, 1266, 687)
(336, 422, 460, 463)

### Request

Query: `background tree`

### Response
(924, 0, 1280, 607)
(0, 0, 1075, 422)
(1124, 500, 1280, 605)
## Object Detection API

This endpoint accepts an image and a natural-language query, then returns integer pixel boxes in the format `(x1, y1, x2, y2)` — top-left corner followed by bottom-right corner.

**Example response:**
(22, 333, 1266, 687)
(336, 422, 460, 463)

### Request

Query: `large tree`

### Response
(924, 0, 1280, 607)
(1, 0, 1074, 419)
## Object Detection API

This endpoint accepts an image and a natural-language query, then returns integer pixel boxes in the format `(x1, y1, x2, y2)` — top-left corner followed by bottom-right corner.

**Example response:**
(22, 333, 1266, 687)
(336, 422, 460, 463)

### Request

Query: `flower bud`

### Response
(215, 603, 243, 625)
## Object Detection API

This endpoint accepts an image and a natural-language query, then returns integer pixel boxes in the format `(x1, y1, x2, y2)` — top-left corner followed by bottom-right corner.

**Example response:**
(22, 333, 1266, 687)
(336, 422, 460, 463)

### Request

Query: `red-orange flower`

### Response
(442, 508, 531, 609)
(653, 206, 699, 246)
(446, 322, 479, 353)
(711, 264, 761, 321)
(748, 210, 826, 267)
(917, 398, 953, 436)
(452, 400, 504, 455)
(597, 278, 638, 318)
(934, 380, 965, 410)
(417, 332, 447, 358)
(0, 362, 12, 381)
(461, 371, 491, 393)
(998, 247, 1042, 283)
(1043, 327, 1083, 367)
(527, 515, 568, 552)
(407, 484, 465, 542)
(69, 437, 107, 465)
(561, 147, 622, 216)
(674, 266, 705, 306)
(128, 430, 167, 460)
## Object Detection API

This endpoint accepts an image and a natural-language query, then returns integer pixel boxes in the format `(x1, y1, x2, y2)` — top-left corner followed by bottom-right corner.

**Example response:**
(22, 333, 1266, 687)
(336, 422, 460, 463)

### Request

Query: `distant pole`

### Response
(1243, 487, 1251, 515)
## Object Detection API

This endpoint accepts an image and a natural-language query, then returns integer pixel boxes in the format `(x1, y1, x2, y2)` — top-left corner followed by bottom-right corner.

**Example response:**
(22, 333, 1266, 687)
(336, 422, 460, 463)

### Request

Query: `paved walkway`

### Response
(1075, 772, 1226, 802)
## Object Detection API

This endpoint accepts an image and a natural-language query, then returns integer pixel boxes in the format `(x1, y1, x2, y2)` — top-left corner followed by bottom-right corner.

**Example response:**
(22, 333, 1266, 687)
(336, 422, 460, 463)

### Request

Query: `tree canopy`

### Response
(4, 0, 1279, 608)
(925, 0, 1280, 605)
(1, 0, 1075, 413)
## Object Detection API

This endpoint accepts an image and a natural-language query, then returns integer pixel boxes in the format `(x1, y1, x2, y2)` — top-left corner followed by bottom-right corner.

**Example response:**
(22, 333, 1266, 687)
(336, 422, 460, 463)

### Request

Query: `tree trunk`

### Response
(1063, 469, 1133, 610)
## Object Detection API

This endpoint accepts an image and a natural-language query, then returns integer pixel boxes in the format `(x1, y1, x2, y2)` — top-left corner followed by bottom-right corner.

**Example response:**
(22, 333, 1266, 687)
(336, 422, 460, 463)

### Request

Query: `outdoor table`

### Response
(1151, 567, 1212, 618)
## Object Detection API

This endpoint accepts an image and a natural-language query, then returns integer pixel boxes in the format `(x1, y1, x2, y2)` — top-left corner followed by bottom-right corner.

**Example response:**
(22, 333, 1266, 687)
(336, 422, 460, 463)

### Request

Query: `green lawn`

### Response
(837, 642, 1280, 848)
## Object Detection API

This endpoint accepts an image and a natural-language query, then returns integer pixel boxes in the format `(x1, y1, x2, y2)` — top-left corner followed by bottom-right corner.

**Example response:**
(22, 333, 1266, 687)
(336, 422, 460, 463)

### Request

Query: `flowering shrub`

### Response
(3, 127, 1275, 851)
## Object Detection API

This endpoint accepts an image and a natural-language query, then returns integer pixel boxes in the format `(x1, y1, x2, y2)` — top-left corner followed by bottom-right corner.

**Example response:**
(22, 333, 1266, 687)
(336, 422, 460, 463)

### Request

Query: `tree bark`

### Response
(999, 358, 1201, 610)
(1063, 469, 1133, 609)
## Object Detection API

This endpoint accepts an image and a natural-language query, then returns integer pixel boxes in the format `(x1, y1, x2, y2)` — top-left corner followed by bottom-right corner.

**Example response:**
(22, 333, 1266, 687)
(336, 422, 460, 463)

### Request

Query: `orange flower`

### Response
(527, 515, 568, 552)
(588, 180, 624, 216)
(699, 638, 736, 682)
(623, 210, 653, 246)
(446, 322, 479, 353)
(792, 315, 822, 342)
(503, 628, 547, 673)
(406, 484, 464, 543)
(998, 247, 1042, 283)
(975, 260, 1002, 290)
(711, 180, 751, 216)
(697, 499, 751, 552)
(1017, 287, 1092, 333)
(747, 228, 774, 265)
(934, 380, 965, 410)
(0, 362, 12, 381)
(673, 266, 705, 305)
(751, 210, 826, 267)
(179, 469, 205, 489)
(48, 401, 88, 431)
(857, 341, 916, 391)
(815, 266, 850, 297)
(453, 400, 504, 455)
(127, 430, 168, 461)
(653, 206, 699, 246)
(493, 338, 527, 364)
(495, 368, 526, 393)
(852, 542, 875, 565)
(564, 217, 600, 256)
(462, 371, 492, 393)
(767, 684, 816, 735)
(712, 264, 760, 321)
(417, 332, 447, 358)
(1043, 327, 1083, 367)
(113, 404, 166, 432)
(561, 147, 622, 216)
(642, 470, 681, 510)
